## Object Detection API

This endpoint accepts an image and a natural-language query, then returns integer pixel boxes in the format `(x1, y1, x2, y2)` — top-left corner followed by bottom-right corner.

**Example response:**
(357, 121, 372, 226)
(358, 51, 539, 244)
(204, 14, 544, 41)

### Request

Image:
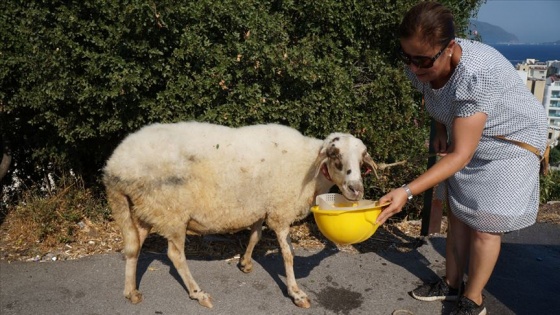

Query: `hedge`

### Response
(1, 0, 485, 209)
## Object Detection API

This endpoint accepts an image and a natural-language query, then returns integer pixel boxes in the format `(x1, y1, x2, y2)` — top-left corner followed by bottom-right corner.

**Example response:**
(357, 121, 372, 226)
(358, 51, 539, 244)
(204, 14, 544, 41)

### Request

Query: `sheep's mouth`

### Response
(340, 185, 363, 201)
(341, 193, 362, 202)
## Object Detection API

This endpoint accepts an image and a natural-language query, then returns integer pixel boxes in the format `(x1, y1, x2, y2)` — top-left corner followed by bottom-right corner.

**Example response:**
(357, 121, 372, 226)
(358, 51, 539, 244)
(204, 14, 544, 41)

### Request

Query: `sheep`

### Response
(103, 121, 380, 309)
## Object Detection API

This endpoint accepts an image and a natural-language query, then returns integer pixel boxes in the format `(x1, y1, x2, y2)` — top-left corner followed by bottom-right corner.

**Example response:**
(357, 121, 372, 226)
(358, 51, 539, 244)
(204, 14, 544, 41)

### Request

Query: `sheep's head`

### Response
(316, 133, 377, 201)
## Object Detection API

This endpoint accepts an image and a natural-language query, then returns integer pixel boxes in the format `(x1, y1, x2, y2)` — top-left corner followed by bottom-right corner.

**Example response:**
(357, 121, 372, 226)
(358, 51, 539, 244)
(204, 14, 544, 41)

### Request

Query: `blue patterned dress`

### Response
(406, 38, 548, 233)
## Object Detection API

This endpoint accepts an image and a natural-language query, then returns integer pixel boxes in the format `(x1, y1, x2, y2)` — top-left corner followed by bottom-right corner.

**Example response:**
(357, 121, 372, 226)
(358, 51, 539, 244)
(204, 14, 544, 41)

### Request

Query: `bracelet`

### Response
(401, 184, 413, 200)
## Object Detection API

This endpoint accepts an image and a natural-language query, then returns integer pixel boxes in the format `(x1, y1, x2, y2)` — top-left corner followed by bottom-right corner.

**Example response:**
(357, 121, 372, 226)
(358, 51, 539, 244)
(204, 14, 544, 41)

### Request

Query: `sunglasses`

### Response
(397, 40, 450, 69)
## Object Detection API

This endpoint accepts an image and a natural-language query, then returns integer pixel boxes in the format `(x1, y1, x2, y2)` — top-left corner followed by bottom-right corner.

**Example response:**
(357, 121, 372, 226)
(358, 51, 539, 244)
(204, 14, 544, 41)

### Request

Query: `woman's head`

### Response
(397, 2, 458, 85)
(398, 1, 455, 47)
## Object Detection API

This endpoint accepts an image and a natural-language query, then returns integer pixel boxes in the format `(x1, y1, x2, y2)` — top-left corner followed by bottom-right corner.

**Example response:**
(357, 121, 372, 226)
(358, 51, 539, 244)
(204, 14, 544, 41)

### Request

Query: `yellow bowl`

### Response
(311, 201, 389, 245)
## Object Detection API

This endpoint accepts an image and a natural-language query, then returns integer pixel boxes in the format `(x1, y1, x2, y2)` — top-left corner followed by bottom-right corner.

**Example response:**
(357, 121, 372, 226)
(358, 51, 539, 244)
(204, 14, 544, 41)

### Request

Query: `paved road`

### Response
(1, 223, 559, 315)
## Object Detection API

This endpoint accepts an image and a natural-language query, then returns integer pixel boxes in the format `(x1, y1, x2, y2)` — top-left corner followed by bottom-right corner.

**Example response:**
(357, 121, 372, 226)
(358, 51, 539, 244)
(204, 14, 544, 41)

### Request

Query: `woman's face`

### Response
(399, 36, 453, 85)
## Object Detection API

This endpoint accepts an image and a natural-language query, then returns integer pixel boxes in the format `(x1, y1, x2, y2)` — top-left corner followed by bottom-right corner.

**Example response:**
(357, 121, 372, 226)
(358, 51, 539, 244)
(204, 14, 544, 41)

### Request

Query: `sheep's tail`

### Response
(104, 174, 141, 258)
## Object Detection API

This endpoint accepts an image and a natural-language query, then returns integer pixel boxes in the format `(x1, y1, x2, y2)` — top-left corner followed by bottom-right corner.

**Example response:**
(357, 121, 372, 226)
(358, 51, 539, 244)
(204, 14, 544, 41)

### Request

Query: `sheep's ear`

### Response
(363, 153, 380, 179)
(314, 136, 337, 178)
(313, 146, 329, 178)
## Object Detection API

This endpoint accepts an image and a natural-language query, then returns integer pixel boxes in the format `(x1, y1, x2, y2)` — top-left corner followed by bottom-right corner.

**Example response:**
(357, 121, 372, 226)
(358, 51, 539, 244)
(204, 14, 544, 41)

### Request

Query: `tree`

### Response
(0, 0, 484, 203)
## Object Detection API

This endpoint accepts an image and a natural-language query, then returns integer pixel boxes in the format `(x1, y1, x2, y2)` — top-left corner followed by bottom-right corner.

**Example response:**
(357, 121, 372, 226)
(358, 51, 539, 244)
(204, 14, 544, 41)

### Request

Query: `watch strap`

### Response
(401, 184, 413, 200)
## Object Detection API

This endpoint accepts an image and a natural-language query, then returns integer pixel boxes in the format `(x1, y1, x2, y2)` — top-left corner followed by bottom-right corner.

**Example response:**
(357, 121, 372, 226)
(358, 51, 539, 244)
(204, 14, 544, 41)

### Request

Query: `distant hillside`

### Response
(468, 20, 519, 44)
(542, 40, 560, 45)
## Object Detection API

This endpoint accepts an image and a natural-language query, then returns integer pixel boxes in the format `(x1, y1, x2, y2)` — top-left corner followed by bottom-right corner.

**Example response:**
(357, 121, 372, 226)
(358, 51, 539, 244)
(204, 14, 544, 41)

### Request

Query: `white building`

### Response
(547, 61, 560, 76)
(516, 59, 560, 149)
(516, 69, 528, 82)
(543, 75, 560, 148)
(516, 59, 548, 80)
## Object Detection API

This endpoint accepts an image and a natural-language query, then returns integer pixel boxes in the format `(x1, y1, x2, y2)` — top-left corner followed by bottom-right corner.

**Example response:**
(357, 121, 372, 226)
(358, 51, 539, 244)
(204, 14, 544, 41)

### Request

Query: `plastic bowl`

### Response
(310, 193, 389, 245)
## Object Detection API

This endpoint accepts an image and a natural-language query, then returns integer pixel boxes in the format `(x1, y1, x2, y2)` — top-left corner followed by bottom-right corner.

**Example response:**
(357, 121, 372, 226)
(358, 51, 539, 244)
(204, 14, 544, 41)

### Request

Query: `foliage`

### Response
(540, 144, 560, 202)
(540, 169, 560, 204)
(550, 145, 560, 167)
(1, 0, 486, 219)
(9, 173, 109, 243)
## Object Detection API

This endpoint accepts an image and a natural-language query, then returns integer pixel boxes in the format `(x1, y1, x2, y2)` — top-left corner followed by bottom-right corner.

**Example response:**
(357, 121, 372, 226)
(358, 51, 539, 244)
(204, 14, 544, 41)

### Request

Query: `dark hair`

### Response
(398, 1, 455, 47)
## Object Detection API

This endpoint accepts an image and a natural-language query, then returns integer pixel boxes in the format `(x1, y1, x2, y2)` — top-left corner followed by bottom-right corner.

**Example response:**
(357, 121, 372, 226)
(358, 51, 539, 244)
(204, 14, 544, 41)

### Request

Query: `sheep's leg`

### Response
(239, 219, 264, 273)
(123, 220, 151, 304)
(108, 189, 151, 304)
(275, 228, 311, 308)
(166, 230, 213, 308)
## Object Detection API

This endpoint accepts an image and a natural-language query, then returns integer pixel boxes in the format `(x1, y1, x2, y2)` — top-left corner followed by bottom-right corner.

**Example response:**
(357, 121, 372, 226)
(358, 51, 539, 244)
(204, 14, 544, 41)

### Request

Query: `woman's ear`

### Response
(447, 39, 456, 57)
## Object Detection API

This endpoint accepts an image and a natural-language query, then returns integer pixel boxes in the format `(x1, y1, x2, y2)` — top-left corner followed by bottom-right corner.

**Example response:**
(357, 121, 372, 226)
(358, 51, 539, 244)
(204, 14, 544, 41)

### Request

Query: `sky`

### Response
(474, 0, 560, 43)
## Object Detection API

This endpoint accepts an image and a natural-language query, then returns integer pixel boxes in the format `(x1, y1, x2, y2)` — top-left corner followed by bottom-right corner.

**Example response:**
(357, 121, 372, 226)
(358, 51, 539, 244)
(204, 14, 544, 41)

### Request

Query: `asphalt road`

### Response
(1, 223, 559, 315)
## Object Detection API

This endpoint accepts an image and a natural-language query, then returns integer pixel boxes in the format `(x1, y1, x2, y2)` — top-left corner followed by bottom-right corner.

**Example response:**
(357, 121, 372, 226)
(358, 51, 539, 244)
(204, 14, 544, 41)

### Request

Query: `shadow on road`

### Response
(128, 220, 560, 315)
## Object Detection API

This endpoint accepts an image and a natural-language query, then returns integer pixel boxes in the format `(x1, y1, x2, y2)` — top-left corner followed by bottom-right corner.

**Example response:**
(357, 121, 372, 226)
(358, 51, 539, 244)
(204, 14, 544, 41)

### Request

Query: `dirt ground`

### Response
(0, 203, 558, 263)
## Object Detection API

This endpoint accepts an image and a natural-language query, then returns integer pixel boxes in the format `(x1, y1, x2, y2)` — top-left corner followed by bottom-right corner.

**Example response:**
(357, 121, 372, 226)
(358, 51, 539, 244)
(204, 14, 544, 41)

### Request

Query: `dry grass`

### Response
(536, 202, 560, 224)
(0, 215, 121, 261)
(0, 174, 434, 262)
(1, 190, 558, 263)
(0, 210, 429, 262)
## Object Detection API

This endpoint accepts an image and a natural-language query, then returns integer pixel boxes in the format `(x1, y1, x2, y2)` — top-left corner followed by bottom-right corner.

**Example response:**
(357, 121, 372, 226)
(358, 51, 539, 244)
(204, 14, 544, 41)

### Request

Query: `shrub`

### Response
(550, 145, 560, 167)
(1, 0, 484, 218)
(541, 169, 560, 203)
(9, 173, 109, 243)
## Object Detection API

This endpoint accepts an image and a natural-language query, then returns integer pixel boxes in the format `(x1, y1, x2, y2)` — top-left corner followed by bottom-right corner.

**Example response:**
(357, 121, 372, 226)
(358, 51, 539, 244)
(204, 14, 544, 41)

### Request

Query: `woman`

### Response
(377, 2, 548, 315)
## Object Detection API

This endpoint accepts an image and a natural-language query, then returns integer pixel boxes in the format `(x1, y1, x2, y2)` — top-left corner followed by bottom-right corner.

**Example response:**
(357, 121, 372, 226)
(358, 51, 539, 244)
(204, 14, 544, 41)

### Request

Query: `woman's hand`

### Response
(377, 187, 409, 225)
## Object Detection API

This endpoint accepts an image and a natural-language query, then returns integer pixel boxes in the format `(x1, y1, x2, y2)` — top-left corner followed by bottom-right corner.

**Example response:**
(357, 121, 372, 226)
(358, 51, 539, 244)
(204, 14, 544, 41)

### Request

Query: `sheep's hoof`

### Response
(294, 296, 311, 308)
(197, 295, 213, 308)
(238, 259, 253, 273)
(125, 290, 143, 304)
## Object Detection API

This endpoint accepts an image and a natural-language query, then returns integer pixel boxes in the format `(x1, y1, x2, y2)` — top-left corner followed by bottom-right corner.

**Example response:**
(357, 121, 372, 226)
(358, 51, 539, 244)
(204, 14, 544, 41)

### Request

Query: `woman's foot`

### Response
(411, 277, 463, 301)
(450, 295, 487, 315)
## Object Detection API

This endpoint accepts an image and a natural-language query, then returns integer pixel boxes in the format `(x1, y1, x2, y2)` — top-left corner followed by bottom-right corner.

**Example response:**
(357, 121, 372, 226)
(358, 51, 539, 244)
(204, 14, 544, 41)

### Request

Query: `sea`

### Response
(489, 44, 560, 65)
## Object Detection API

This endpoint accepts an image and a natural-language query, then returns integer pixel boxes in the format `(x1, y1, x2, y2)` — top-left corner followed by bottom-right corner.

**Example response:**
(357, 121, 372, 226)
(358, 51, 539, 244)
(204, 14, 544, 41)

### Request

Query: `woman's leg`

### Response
(464, 230, 502, 305)
(445, 208, 470, 289)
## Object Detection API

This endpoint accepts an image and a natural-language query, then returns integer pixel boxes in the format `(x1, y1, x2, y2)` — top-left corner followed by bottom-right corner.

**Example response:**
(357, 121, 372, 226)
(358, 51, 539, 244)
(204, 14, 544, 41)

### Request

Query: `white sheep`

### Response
(103, 121, 379, 309)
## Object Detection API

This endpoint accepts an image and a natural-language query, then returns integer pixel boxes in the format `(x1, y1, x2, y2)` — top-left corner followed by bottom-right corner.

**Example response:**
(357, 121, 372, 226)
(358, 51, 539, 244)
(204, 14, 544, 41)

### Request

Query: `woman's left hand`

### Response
(377, 187, 409, 225)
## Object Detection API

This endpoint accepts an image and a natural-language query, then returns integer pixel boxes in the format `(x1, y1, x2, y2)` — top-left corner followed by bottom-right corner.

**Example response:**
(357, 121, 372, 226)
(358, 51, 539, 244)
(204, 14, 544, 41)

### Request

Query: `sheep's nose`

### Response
(347, 182, 364, 198)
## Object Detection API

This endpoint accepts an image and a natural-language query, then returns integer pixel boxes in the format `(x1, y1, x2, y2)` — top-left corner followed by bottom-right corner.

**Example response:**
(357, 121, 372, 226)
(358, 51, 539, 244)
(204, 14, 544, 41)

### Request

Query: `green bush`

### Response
(540, 146, 560, 202)
(541, 169, 560, 203)
(1, 0, 485, 217)
(550, 145, 560, 167)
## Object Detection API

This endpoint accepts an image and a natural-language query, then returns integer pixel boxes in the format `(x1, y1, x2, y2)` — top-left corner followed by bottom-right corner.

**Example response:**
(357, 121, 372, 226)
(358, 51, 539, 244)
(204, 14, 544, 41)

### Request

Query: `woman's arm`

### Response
(376, 112, 487, 224)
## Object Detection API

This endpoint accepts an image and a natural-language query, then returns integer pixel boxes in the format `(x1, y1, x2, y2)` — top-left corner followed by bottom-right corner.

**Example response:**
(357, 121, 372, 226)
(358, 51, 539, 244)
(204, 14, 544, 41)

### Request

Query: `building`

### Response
(527, 79, 546, 103)
(547, 61, 560, 76)
(516, 59, 560, 149)
(516, 59, 548, 80)
(517, 59, 547, 102)
(543, 75, 560, 147)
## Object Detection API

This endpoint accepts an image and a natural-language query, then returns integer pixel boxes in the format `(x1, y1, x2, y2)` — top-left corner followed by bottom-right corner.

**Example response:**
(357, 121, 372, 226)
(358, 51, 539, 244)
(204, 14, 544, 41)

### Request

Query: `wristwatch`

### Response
(401, 184, 413, 200)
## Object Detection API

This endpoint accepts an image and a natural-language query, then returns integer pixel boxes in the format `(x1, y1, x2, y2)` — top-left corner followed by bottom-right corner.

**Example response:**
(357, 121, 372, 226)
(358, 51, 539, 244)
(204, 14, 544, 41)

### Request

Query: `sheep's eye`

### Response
(326, 145, 340, 158)
(334, 160, 343, 170)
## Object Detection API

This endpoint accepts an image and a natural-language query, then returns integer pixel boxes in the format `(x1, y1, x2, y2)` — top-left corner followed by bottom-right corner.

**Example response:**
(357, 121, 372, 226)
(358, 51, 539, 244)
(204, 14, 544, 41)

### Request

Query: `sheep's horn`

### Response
(376, 160, 407, 170)
(363, 154, 380, 179)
